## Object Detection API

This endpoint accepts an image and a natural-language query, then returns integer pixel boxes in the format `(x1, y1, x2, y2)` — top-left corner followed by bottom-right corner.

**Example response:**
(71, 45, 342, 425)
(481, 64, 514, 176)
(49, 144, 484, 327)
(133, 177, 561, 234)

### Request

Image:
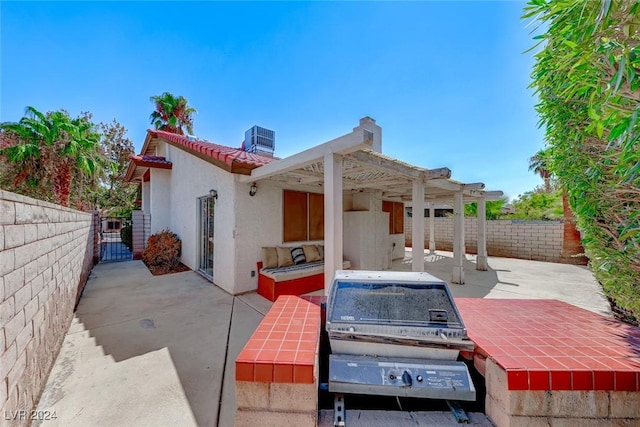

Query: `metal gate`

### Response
(99, 216, 133, 262)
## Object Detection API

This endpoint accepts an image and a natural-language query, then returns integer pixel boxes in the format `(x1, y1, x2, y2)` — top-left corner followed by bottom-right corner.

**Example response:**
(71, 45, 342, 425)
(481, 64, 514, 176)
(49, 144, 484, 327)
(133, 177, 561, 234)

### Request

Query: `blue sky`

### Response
(1, 1, 545, 200)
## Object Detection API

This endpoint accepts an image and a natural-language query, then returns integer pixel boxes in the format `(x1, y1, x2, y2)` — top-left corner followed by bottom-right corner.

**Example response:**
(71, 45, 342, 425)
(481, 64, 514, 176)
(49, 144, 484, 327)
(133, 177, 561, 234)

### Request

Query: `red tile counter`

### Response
(456, 298, 640, 391)
(236, 295, 640, 426)
(235, 295, 322, 426)
(456, 298, 640, 425)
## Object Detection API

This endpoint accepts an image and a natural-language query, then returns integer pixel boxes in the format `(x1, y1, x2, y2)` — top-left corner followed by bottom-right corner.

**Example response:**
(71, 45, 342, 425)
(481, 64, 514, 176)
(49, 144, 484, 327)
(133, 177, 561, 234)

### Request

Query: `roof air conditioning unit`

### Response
(244, 125, 275, 157)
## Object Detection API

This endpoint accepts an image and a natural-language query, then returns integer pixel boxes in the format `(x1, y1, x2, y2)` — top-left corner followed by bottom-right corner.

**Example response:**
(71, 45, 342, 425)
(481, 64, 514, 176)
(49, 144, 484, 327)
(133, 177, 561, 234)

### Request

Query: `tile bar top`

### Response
(456, 298, 640, 392)
(236, 295, 321, 384)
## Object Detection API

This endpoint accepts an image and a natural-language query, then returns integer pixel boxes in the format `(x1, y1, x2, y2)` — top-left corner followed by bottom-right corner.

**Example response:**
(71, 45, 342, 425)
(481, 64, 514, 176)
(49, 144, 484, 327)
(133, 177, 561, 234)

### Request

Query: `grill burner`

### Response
(326, 270, 476, 403)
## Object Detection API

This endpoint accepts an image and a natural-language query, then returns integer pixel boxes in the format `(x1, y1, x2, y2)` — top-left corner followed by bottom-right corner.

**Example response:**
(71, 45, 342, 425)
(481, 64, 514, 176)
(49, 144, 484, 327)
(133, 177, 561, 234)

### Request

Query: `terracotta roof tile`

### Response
(149, 129, 274, 172)
(130, 155, 172, 169)
(131, 155, 172, 165)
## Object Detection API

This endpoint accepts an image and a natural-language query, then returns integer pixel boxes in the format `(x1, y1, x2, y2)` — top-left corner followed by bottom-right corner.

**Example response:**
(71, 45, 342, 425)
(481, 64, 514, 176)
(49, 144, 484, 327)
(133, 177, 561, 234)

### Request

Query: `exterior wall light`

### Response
(249, 182, 258, 197)
(209, 189, 218, 199)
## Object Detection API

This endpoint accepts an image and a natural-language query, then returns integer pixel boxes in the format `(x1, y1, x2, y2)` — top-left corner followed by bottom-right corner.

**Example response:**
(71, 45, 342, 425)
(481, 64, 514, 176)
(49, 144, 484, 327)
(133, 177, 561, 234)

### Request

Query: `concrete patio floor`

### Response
(34, 250, 611, 427)
(393, 249, 611, 316)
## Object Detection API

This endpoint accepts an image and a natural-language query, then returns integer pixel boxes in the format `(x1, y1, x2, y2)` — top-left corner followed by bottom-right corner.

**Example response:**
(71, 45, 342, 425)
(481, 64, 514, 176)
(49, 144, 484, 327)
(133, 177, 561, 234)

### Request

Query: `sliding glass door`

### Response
(198, 195, 215, 279)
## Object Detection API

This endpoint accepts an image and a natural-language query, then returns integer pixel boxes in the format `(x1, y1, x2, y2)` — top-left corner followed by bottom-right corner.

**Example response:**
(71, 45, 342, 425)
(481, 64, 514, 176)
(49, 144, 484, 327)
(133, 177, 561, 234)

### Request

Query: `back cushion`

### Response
(276, 246, 294, 267)
(302, 244, 321, 262)
(290, 246, 306, 265)
(261, 247, 278, 269)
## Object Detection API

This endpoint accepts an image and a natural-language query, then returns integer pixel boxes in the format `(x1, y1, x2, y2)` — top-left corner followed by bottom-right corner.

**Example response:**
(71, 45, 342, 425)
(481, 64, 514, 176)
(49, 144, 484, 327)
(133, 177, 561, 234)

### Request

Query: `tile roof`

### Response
(148, 129, 275, 173)
(130, 155, 172, 169)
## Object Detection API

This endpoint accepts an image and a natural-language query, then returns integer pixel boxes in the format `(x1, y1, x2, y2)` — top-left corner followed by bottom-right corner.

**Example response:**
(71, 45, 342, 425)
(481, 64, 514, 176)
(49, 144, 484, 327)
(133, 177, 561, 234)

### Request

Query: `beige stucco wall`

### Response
(233, 181, 331, 294)
(149, 168, 171, 234)
(155, 142, 237, 293)
(232, 180, 283, 294)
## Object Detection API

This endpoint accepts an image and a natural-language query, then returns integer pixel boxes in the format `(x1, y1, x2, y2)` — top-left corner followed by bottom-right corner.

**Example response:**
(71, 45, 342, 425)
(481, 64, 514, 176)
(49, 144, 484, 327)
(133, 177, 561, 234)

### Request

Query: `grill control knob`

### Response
(402, 371, 412, 386)
(416, 375, 423, 382)
(389, 373, 396, 381)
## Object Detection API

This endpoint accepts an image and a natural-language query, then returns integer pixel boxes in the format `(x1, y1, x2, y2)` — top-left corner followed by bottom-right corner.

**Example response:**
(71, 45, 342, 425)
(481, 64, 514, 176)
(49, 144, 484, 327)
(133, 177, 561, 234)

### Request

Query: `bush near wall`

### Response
(142, 229, 181, 274)
(524, 0, 640, 322)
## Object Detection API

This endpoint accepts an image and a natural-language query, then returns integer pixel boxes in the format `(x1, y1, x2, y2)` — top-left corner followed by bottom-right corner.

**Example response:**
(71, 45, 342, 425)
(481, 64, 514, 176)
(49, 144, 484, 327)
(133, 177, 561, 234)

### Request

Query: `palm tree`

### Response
(0, 107, 102, 207)
(1, 107, 59, 188)
(529, 149, 552, 193)
(52, 115, 102, 207)
(528, 148, 587, 264)
(149, 92, 196, 135)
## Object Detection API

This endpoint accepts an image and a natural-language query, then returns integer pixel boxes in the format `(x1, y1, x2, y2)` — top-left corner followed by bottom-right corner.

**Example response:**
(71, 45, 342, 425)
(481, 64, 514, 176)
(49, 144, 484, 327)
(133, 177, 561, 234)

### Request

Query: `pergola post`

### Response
(324, 153, 343, 294)
(477, 196, 488, 271)
(411, 179, 425, 272)
(452, 191, 465, 284)
(428, 203, 436, 253)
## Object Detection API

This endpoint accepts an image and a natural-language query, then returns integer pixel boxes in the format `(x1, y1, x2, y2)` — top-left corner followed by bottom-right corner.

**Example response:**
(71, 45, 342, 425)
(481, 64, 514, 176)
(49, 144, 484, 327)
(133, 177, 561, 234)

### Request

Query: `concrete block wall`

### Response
(484, 359, 640, 426)
(235, 380, 318, 427)
(406, 217, 564, 263)
(0, 190, 94, 424)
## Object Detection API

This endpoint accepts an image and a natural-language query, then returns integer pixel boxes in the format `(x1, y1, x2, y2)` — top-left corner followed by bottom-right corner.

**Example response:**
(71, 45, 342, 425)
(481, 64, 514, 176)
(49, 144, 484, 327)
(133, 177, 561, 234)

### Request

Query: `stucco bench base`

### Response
(257, 260, 350, 301)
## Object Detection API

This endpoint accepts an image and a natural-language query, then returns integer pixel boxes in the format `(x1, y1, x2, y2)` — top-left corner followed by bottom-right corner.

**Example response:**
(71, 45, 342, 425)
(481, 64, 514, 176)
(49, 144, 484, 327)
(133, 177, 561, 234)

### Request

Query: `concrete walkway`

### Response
(34, 251, 611, 427)
(34, 261, 267, 427)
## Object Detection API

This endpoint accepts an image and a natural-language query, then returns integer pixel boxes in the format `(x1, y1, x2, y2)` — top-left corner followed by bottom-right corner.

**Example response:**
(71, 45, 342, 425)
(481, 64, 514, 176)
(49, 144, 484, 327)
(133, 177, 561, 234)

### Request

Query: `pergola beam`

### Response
(425, 167, 451, 180)
(463, 182, 485, 190)
(483, 190, 504, 200)
(426, 179, 462, 192)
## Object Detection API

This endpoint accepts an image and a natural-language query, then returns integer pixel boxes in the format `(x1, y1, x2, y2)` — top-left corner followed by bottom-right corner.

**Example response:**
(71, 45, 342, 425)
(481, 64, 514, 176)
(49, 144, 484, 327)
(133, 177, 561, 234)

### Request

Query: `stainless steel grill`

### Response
(326, 270, 476, 402)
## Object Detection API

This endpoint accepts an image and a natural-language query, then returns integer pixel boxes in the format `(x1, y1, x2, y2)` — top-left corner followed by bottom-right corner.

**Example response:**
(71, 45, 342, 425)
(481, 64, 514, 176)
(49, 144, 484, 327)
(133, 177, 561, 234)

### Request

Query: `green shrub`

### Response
(142, 229, 181, 273)
(524, 0, 640, 322)
(120, 224, 132, 251)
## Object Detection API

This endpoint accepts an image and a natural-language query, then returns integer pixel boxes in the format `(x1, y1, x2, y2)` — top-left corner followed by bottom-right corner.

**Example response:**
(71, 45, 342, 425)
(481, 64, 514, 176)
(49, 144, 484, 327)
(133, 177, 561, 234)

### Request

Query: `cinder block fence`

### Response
(0, 190, 96, 425)
(405, 217, 582, 263)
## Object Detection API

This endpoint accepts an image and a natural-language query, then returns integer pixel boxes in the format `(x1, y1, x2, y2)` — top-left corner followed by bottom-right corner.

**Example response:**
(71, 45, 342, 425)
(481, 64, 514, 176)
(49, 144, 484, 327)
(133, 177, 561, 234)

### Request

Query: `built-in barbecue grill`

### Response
(326, 270, 476, 414)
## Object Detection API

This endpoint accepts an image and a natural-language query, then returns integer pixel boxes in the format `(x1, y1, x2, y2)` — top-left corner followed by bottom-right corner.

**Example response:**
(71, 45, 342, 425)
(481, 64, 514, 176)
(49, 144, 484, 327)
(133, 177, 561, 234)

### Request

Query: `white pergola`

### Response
(241, 117, 502, 293)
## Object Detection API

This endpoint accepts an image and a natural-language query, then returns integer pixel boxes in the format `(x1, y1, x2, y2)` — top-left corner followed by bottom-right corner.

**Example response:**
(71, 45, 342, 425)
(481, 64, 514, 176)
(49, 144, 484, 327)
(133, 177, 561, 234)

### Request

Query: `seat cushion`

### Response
(261, 260, 351, 282)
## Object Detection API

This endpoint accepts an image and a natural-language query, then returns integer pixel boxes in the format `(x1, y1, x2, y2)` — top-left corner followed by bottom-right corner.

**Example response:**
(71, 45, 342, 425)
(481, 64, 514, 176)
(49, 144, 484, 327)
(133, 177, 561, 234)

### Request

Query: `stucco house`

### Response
(125, 117, 502, 296)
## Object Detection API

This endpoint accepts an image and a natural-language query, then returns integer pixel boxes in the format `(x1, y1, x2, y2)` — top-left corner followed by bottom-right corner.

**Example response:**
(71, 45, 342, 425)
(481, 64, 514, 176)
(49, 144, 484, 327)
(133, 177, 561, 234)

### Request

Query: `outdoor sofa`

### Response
(257, 244, 350, 301)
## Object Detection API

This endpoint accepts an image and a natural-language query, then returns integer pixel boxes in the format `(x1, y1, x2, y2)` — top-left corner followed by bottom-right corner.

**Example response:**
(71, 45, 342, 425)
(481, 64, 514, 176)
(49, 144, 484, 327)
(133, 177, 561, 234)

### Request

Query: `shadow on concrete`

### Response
(393, 249, 612, 317)
(37, 261, 264, 427)
(392, 250, 513, 299)
(38, 251, 614, 426)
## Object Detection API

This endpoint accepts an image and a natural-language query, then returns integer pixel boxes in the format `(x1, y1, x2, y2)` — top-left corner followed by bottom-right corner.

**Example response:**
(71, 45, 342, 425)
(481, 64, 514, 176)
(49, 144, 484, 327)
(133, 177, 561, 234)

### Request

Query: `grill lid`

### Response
(326, 270, 474, 355)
